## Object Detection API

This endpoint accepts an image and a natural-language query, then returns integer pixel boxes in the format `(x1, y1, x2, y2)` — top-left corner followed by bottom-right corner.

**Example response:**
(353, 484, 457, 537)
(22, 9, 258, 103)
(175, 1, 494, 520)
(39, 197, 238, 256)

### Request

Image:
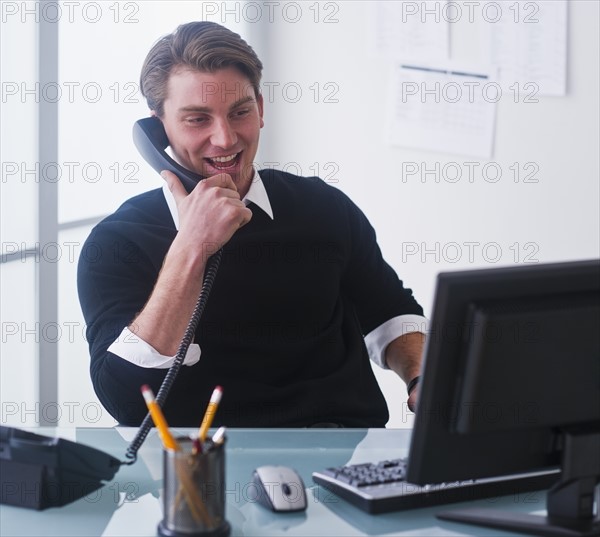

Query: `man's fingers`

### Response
(161, 170, 188, 204)
(163, 171, 238, 202)
(203, 173, 237, 191)
(162, 170, 250, 237)
(407, 387, 418, 413)
(239, 204, 253, 228)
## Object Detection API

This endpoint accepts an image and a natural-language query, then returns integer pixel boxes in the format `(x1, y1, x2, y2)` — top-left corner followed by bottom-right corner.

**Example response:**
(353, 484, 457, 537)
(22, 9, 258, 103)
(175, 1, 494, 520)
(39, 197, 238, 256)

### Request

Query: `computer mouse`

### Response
(252, 465, 307, 512)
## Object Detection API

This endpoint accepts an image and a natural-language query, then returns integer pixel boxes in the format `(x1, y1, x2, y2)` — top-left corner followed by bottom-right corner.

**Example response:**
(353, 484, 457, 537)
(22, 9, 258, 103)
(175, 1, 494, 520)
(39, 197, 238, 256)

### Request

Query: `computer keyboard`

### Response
(312, 458, 559, 514)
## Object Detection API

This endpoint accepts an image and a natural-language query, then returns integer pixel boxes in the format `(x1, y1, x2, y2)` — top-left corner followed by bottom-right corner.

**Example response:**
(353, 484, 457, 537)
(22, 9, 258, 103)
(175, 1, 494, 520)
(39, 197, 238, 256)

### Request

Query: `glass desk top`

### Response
(0, 427, 550, 536)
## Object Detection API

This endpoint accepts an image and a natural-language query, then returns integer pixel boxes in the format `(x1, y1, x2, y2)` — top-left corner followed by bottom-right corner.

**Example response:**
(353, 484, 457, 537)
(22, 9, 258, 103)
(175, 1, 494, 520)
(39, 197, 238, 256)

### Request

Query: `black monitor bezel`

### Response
(406, 259, 600, 486)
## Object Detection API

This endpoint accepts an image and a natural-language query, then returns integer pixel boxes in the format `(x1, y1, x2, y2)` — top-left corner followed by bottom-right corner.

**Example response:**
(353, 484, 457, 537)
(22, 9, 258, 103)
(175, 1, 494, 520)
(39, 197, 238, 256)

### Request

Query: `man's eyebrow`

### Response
(178, 96, 256, 114)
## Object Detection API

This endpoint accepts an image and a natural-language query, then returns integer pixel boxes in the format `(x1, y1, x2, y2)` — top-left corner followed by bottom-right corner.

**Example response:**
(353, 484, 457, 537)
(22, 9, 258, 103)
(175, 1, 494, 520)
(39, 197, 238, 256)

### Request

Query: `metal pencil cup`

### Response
(158, 437, 230, 537)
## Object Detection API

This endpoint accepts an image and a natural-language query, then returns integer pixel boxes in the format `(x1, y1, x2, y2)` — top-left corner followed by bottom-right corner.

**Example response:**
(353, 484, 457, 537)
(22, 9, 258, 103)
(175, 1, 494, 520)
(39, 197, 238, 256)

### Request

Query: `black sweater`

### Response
(77, 169, 424, 427)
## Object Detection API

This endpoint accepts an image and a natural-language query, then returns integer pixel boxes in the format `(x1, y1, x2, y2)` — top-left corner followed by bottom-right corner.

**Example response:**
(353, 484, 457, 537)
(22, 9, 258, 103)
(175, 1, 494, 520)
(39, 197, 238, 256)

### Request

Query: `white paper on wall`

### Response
(387, 62, 498, 159)
(485, 0, 568, 96)
(369, 0, 450, 61)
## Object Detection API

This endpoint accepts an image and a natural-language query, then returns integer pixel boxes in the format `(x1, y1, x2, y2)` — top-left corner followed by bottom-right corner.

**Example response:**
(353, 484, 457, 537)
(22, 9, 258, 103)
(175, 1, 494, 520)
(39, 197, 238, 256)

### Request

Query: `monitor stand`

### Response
(437, 430, 600, 537)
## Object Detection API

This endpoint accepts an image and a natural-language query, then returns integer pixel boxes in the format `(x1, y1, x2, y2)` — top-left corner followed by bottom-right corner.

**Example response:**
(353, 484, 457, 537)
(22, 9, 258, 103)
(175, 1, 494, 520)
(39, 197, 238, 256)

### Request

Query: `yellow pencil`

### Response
(198, 386, 223, 442)
(141, 385, 180, 451)
(141, 386, 213, 526)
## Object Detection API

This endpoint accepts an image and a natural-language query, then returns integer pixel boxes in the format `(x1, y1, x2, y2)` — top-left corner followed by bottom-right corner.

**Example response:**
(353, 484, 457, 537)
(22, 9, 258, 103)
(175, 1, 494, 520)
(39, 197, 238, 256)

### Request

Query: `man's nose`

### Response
(210, 118, 237, 148)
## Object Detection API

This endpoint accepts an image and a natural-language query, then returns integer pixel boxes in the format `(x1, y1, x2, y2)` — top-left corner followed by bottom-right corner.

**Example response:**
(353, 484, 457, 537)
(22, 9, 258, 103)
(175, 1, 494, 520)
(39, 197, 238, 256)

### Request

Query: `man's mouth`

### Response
(205, 152, 241, 171)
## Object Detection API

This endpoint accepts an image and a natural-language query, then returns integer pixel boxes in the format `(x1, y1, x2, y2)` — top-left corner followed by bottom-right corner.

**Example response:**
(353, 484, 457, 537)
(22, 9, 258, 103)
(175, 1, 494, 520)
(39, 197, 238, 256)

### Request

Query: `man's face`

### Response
(160, 66, 264, 194)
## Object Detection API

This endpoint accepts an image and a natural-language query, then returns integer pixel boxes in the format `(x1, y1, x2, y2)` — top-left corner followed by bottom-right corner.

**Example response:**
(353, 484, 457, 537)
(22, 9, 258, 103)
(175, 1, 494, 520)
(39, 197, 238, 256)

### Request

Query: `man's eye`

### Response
(233, 108, 250, 117)
(186, 117, 208, 124)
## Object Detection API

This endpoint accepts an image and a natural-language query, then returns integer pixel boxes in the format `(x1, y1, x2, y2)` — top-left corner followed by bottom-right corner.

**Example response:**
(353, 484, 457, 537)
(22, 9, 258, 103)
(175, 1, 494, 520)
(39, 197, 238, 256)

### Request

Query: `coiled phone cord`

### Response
(122, 249, 223, 465)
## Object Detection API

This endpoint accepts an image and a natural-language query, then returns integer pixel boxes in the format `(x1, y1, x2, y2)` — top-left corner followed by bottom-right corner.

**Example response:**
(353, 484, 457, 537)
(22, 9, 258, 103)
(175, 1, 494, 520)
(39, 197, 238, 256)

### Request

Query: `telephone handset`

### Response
(132, 116, 204, 193)
(124, 117, 223, 464)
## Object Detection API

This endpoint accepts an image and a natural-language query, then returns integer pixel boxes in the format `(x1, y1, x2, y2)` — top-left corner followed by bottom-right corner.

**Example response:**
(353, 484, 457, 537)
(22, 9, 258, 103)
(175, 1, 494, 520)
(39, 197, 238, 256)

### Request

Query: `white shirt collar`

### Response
(162, 170, 274, 230)
(244, 171, 274, 219)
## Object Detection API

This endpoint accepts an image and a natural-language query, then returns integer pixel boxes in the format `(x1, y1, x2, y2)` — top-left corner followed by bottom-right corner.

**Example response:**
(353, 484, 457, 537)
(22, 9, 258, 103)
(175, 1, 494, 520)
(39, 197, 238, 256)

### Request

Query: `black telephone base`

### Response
(0, 426, 121, 510)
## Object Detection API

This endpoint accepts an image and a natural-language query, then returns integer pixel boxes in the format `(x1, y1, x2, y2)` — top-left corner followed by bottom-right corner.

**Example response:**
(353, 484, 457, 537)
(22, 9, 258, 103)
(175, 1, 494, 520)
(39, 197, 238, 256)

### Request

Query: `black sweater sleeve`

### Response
(332, 186, 424, 334)
(77, 192, 176, 424)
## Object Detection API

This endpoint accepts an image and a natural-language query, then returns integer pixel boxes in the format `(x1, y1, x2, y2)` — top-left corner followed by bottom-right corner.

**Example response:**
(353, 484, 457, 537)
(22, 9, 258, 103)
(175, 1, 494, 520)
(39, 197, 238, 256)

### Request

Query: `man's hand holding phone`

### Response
(161, 169, 252, 262)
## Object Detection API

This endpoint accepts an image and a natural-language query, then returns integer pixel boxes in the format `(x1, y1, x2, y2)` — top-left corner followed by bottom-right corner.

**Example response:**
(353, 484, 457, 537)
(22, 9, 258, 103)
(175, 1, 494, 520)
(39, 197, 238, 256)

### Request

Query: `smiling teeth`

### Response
(211, 153, 238, 163)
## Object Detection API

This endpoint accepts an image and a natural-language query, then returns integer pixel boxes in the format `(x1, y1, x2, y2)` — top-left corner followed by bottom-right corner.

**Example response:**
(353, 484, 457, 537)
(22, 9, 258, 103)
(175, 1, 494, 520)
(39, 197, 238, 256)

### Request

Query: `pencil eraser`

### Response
(211, 386, 223, 403)
(140, 385, 154, 403)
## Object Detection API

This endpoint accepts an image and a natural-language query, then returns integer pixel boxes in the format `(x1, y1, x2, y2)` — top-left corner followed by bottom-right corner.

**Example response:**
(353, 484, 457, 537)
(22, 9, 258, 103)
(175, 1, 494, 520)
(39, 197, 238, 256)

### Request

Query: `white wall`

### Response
(252, 0, 600, 426)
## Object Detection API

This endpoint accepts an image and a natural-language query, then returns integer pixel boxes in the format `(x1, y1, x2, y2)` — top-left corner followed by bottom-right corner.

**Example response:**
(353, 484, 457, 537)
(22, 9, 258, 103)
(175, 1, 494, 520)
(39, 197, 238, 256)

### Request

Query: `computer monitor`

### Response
(406, 259, 600, 537)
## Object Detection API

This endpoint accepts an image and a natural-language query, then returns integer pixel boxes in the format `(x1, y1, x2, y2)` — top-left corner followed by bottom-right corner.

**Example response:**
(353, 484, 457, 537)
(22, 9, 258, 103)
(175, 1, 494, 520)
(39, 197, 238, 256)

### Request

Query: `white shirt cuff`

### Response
(365, 315, 429, 369)
(107, 327, 201, 369)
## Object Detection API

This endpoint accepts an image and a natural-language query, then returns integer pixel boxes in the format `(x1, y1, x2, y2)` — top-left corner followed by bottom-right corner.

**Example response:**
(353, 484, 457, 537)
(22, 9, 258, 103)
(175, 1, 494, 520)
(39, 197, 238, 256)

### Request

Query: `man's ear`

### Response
(257, 93, 264, 128)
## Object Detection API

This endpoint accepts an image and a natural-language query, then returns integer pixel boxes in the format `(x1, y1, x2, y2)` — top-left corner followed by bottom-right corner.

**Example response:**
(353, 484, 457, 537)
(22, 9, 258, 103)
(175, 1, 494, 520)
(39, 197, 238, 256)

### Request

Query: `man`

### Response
(78, 21, 427, 427)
